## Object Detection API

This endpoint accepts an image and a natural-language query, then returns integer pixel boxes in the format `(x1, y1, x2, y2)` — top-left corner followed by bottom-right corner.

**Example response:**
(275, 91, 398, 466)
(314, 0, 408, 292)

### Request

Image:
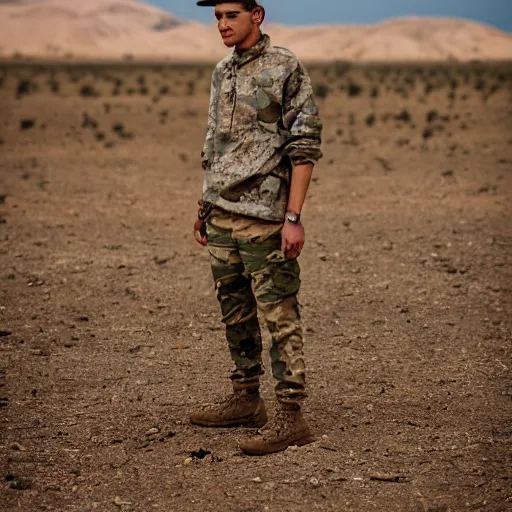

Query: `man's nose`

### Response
(218, 17, 229, 31)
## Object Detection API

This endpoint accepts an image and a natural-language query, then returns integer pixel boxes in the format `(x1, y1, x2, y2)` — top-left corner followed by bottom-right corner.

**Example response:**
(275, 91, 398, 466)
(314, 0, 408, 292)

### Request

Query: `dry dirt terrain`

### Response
(0, 60, 511, 512)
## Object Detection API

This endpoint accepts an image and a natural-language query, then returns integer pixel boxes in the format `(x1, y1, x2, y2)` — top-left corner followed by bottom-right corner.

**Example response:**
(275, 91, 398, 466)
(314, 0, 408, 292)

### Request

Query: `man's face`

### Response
(215, 3, 255, 48)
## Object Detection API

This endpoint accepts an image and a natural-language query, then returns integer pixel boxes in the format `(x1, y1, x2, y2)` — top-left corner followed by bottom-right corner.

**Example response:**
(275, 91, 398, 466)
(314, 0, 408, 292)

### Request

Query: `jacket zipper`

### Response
(229, 64, 237, 132)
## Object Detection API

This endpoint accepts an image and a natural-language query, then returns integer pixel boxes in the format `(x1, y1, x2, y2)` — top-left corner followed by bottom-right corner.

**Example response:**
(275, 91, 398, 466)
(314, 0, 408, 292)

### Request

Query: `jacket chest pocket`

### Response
(255, 87, 281, 124)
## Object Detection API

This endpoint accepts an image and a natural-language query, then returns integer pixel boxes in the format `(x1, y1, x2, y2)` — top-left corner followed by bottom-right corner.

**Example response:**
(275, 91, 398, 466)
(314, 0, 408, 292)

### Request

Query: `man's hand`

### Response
(281, 220, 305, 259)
(193, 218, 208, 246)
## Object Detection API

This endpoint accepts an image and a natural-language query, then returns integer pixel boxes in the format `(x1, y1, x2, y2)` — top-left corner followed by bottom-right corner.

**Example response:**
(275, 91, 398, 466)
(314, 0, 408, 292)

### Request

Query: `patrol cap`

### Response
(197, 0, 260, 8)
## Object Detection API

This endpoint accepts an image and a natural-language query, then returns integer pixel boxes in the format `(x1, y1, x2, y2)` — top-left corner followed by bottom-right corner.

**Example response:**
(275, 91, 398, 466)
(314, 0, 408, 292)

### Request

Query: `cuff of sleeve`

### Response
(285, 138, 322, 165)
(291, 157, 314, 166)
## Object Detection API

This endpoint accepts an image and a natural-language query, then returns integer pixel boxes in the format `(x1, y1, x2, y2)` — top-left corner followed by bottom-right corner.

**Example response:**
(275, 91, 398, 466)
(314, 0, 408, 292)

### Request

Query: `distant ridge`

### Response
(1, 0, 511, 61)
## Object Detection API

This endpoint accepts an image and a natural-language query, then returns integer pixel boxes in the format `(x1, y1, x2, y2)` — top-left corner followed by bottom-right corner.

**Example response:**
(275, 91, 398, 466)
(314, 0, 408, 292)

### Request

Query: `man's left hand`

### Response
(282, 221, 305, 259)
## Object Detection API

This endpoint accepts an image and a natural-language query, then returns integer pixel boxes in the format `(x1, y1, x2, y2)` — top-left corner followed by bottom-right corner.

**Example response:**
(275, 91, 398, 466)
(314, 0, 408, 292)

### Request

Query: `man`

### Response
(191, 0, 323, 456)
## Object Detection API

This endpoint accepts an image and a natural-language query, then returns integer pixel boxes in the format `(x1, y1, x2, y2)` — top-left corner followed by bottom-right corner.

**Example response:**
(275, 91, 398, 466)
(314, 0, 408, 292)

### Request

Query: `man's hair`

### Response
(197, 0, 261, 10)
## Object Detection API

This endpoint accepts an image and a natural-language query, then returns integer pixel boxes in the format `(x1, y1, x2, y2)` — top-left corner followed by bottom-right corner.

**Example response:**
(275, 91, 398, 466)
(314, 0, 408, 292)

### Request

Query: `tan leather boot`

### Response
(190, 386, 267, 428)
(238, 404, 315, 455)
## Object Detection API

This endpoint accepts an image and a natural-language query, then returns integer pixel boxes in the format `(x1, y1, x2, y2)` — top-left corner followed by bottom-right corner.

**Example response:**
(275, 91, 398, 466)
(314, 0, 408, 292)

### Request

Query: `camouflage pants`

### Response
(206, 208, 306, 405)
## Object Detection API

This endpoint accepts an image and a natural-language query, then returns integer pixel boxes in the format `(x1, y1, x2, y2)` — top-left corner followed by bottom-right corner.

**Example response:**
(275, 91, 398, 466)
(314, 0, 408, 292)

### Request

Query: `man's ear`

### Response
(252, 6, 265, 25)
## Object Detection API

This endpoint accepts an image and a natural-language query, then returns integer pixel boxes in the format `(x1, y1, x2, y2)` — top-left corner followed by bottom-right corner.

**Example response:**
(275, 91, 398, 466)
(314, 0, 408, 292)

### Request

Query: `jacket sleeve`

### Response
(281, 62, 323, 165)
(201, 68, 220, 164)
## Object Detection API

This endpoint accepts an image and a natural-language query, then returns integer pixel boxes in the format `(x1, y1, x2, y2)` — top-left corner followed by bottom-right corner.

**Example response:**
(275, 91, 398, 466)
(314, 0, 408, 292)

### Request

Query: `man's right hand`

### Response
(193, 218, 208, 246)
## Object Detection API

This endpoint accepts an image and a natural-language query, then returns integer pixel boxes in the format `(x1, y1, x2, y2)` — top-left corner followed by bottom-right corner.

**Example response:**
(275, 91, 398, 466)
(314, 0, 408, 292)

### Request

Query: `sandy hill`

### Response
(1, 0, 512, 61)
(0, 0, 186, 57)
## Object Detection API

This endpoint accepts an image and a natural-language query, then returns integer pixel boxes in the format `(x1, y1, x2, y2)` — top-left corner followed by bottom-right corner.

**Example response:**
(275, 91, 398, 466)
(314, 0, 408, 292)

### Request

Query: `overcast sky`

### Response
(148, 0, 512, 32)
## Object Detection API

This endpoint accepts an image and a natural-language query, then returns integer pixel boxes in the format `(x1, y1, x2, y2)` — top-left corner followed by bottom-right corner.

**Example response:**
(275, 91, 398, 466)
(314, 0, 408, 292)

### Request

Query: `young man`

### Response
(192, 0, 322, 455)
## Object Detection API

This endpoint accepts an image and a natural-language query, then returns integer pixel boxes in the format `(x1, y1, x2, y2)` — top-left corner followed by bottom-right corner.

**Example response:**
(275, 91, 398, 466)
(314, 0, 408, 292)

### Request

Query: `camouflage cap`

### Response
(197, 0, 260, 8)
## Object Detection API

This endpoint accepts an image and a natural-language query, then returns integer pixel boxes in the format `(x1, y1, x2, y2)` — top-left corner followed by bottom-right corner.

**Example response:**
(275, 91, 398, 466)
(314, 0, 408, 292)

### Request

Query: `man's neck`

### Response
(236, 30, 263, 54)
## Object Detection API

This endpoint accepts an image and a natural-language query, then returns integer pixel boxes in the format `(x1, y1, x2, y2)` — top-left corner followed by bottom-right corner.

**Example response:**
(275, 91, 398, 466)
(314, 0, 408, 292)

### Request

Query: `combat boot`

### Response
(238, 403, 315, 455)
(189, 383, 267, 428)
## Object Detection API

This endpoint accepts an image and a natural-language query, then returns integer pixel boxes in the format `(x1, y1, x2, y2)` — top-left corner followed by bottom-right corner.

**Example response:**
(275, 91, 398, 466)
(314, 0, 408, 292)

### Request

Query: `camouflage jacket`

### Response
(201, 34, 323, 222)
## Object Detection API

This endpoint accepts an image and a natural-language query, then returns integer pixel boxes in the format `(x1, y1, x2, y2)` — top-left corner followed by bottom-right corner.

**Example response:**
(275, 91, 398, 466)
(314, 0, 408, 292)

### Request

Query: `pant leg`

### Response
(206, 219, 263, 388)
(238, 230, 307, 405)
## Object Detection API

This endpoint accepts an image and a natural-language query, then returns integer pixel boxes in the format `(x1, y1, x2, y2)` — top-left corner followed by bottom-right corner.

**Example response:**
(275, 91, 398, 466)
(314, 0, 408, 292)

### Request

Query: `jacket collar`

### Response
(230, 33, 270, 68)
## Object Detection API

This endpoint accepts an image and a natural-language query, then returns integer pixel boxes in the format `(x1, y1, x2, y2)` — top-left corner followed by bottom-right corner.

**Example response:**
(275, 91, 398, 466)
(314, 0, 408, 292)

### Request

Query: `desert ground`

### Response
(0, 59, 511, 511)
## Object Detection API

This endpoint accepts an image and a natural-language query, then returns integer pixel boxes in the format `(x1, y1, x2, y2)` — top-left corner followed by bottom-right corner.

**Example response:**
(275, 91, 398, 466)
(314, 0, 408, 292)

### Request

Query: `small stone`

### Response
(10, 442, 26, 451)
(183, 458, 193, 465)
(146, 427, 159, 435)
(310, 477, 321, 488)
(251, 477, 263, 483)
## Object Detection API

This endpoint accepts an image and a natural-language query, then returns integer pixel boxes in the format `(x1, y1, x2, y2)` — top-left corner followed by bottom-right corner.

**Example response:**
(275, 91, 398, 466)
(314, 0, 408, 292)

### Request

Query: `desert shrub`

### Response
(313, 83, 329, 100)
(370, 86, 379, 98)
(186, 80, 196, 96)
(404, 75, 415, 87)
(159, 85, 170, 95)
(426, 110, 438, 123)
(394, 86, 408, 98)
(333, 61, 351, 78)
(394, 109, 411, 123)
(423, 127, 433, 140)
(82, 112, 98, 129)
(80, 85, 100, 98)
(183, 108, 199, 118)
(48, 79, 60, 94)
(347, 82, 363, 97)
(474, 77, 486, 91)
(365, 113, 376, 127)
(20, 119, 35, 130)
(139, 86, 149, 95)
(16, 78, 36, 99)
(488, 83, 500, 96)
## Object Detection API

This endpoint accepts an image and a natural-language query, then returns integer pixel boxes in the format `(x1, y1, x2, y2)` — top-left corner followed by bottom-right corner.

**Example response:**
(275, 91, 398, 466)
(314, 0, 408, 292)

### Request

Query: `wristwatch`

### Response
(285, 211, 301, 225)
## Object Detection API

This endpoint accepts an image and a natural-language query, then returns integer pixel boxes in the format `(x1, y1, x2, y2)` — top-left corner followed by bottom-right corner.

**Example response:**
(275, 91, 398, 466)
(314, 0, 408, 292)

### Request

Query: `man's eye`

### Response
(227, 14, 238, 19)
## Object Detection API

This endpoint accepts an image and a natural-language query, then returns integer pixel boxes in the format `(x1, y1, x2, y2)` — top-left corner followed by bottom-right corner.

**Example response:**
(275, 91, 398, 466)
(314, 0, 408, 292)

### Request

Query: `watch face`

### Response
(286, 213, 300, 223)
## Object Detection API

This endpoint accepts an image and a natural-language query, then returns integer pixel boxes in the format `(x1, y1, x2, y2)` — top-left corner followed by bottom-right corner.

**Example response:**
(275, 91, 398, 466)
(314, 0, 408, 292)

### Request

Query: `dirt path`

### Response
(0, 62, 511, 511)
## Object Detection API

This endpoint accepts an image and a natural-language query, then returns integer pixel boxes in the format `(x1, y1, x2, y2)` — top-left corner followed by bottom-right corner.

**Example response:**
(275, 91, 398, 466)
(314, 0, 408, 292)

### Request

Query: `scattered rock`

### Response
(8, 474, 32, 490)
(10, 442, 26, 451)
(309, 477, 321, 488)
(370, 473, 406, 483)
(190, 448, 211, 460)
